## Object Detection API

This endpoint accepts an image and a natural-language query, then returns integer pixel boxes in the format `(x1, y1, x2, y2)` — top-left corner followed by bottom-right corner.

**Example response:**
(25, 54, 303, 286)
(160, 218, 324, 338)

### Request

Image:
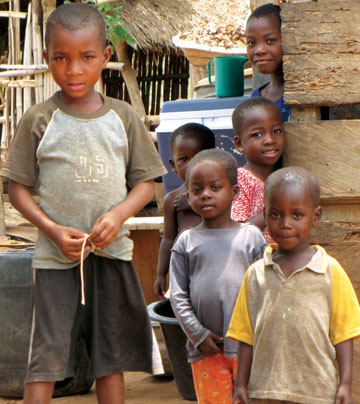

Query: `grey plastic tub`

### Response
(148, 299, 196, 401)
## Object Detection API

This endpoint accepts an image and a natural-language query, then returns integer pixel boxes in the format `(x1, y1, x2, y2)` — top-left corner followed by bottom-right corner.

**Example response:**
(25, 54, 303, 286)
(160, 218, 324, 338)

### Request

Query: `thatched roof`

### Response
(110, 0, 249, 51)
(114, 0, 194, 51)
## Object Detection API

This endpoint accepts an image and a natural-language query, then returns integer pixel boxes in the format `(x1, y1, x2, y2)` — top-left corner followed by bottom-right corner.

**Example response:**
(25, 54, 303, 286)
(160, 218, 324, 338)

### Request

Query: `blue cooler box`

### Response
(156, 96, 249, 194)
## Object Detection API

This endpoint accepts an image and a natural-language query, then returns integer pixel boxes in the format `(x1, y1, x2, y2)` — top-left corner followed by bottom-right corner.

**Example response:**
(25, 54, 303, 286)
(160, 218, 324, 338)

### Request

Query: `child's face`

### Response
(265, 184, 322, 253)
(187, 160, 239, 225)
(246, 16, 282, 75)
(44, 25, 111, 104)
(170, 136, 204, 182)
(234, 105, 284, 167)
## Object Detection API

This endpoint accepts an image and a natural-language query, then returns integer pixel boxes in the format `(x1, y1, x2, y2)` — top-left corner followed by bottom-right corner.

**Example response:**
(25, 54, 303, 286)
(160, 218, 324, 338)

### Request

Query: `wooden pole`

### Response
(113, 40, 148, 127)
(32, 0, 43, 104)
(23, 2, 33, 112)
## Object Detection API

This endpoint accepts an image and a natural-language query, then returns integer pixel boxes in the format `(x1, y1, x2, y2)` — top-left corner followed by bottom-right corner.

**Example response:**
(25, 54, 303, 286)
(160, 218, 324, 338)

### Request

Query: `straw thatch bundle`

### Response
(98, 0, 193, 51)
(98, 0, 249, 51)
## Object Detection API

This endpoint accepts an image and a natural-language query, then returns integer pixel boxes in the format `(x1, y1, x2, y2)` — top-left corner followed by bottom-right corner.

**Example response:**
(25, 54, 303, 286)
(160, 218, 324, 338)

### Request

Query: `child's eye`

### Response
(84, 55, 94, 60)
(55, 56, 66, 61)
(246, 39, 255, 46)
(178, 157, 188, 162)
(267, 38, 277, 44)
(251, 132, 262, 138)
(212, 184, 221, 191)
(271, 212, 280, 218)
(293, 212, 303, 219)
(191, 187, 201, 195)
(273, 128, 282, 135)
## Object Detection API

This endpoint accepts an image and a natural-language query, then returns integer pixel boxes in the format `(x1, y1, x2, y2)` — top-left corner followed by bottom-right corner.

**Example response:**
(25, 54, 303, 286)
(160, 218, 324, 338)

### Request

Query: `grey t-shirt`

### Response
(170, 224, 266, 362)
(2, 92, 167, 269)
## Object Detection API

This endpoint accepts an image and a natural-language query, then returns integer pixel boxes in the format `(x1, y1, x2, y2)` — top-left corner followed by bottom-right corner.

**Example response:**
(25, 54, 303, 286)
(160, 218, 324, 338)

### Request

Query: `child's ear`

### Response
(232, 184, 240, 200)
(312, 206, 322, 227)
(102, 45, 112, 68)
(169, 158, 177, 175)
(234, 136, 244, 154)
(43, 49, 49, 65)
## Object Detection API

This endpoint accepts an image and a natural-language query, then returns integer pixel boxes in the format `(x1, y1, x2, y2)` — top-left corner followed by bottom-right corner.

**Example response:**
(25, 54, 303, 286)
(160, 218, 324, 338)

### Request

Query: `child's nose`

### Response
(280, 216, 291, 228)
(67, 59, 82, 75)
(200, 189, 211, 199)
(254, 43, 267, 55)
(263, 133, 276, 144)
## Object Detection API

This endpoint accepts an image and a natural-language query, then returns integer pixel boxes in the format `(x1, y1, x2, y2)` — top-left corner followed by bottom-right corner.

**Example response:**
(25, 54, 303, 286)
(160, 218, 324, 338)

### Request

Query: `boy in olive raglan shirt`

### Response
(1, 3, 166, 403)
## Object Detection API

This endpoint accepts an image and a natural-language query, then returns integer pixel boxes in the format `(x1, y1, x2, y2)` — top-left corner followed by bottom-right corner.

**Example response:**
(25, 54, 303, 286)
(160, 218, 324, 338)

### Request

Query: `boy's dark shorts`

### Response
(25, 254, 153, 383)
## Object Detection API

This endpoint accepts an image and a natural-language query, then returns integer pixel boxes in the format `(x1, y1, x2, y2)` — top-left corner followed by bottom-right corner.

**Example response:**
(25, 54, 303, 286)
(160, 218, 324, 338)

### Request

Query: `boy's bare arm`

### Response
(335, 339, 353, 404)
(8, 180, 89, 261)
(233, 342, 253, 404)
(90, 179, 155, 250)
(154, 190, 178, 299)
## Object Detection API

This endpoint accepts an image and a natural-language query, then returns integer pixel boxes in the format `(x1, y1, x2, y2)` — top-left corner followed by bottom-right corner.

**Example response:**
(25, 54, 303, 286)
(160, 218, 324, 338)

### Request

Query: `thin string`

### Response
(80, 234, 91, 305)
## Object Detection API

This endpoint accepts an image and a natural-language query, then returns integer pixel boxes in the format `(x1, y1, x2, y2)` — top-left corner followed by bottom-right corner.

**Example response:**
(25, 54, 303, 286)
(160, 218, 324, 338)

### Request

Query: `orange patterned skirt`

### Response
(190, 353, 238, 404)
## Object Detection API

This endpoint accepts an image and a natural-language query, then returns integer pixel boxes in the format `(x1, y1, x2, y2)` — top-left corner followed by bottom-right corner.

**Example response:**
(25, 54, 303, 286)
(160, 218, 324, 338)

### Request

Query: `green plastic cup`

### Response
(208, 56, 248, 98)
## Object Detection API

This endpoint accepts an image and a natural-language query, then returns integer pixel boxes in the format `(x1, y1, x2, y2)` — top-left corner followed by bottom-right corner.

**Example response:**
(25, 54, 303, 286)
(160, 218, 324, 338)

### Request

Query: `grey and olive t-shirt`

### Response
(2, 92, 167, 269)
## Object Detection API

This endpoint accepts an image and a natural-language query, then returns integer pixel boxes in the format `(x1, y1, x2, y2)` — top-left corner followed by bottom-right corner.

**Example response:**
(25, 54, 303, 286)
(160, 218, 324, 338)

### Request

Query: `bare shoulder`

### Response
(163, 188, 178, 207)
(163, 187, 184, 216)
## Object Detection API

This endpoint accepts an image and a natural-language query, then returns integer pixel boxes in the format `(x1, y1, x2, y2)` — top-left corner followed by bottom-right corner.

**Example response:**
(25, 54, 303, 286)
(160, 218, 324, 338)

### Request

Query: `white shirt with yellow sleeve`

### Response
(227, 245, 360, 404)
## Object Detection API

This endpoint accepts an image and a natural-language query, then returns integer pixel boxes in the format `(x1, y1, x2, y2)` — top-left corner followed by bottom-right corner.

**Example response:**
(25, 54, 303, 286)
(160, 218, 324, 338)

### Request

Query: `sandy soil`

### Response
(0, 372, 192, 404)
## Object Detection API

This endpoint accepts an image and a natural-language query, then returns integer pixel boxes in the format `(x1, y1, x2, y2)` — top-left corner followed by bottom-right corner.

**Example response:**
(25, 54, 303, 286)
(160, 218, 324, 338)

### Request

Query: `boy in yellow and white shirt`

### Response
(228, 167, 360, 404)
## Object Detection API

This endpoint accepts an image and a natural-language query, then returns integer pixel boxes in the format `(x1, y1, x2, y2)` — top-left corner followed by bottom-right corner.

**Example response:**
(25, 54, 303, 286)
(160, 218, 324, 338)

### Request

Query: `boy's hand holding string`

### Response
(89, 180, 155, 249)
(9, 179, 155, 260)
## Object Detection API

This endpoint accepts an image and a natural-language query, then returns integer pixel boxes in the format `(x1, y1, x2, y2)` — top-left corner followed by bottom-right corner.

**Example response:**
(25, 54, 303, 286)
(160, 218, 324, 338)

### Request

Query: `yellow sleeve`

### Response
(330, 259, 360, 346)
(227, 269, 254, 345)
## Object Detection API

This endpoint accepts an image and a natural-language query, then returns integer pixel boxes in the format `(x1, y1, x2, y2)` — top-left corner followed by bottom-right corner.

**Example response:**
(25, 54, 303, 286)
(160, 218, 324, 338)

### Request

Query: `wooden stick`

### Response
(32, 0, 43, 104)
(0, 68, 48, 77)
(1, 79, 37, 88)
(94, 0, 115, 4)
(14, 0, 21, 64)
(4, 86, 10, 149)
(0, 164, 7, 237)
(145, 115, 160, 127)
(0, 63, 48, 69)
(23, 2, 33, 112)
(8, 8, 14, 65)
(106, 62, 125, 71)
(14, 0, 22, 124)
(0, 10, 27, 19)
(41, 0, 56, 46)
(0, 63, 123, 71)
(113, 40, 148, 125)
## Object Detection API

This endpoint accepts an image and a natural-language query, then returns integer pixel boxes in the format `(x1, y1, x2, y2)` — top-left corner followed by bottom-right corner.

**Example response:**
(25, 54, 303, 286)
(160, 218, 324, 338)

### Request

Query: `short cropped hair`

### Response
(185, 149, 238, 188)
(264, 167, 321, 207)
(169, 123, 216, 154)
(232, 97, 281, 139)
(45, 3, 106, 48)
(248, 3, 281, 27)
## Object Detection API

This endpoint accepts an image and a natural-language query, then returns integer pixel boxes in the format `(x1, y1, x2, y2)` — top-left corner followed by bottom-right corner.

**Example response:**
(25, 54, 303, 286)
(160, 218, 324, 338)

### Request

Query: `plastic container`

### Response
(156, 96, 249, 193)
(0, 248, 93, 398)
(148, 299, 197, 401)
(208, 56, 248, 98)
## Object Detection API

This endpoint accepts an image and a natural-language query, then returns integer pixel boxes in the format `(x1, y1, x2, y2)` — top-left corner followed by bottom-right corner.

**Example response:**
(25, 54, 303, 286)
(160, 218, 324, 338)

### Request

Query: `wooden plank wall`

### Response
(281, 1, 360, 401)
(283, 120, 360, 201)
(281, 1, 360, 106)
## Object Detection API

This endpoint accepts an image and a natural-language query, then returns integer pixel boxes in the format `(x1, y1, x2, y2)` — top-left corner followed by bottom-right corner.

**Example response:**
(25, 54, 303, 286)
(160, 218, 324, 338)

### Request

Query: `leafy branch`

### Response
(95, 3, 136, 49)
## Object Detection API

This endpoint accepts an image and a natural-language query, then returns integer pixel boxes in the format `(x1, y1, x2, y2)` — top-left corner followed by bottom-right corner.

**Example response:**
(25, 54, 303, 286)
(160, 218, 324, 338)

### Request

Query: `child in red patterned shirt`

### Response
(231, 97, 284, 242)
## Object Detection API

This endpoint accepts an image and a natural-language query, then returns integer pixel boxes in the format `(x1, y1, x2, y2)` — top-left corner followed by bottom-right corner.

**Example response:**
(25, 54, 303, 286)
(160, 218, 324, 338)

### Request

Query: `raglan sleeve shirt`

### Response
(1, 94, 167, 268)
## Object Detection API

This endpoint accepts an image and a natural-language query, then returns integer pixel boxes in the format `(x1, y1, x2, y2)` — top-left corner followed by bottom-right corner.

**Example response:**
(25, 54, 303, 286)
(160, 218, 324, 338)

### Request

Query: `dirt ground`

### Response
(0, 372, 193, 404)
